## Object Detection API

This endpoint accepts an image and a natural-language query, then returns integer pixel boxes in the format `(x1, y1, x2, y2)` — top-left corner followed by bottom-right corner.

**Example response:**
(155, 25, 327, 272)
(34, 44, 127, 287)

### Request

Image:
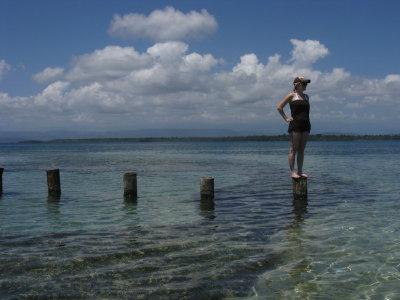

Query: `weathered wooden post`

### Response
(292, 177, 307, 200)
(200, 177, 214, 200)
(0, 168, 4, 193)
(47, 169, 61, 197)
(124, 172, 137, 201)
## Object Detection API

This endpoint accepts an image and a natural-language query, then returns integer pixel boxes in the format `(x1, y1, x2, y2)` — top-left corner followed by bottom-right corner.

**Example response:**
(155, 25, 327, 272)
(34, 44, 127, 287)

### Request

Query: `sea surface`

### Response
(0, 140, 399, 299)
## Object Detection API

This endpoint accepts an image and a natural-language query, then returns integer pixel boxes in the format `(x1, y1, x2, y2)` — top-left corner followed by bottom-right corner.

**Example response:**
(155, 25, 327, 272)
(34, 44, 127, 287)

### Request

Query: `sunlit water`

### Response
(0, 140, 399, 299)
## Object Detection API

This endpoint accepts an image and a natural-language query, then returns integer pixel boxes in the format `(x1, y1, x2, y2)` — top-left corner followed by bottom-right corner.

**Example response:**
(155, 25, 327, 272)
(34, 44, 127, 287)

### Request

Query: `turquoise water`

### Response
(0, 140, 399, 299)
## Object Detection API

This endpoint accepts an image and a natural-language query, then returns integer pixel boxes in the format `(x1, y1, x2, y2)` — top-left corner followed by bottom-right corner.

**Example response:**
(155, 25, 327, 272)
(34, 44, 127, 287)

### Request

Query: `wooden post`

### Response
(47, 169, 61, 196)
(124, 172, 137, 201)
(292, 177, 307, 199)
(200, 177, 214, 200)
(0, 168, 3, 193)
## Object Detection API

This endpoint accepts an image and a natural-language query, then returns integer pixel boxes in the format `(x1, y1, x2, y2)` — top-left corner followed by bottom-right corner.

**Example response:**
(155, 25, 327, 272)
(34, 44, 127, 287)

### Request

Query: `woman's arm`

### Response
(277, 93, 293, 122)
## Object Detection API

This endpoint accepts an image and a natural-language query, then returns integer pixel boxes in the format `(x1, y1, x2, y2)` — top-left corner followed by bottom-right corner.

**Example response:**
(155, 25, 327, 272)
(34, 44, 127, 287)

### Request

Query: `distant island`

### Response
(20, 134, 400, 143)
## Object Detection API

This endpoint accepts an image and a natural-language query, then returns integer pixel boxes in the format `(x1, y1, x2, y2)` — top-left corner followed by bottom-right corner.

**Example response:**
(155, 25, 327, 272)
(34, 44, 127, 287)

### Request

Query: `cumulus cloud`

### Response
(147, 41, 188, 62)
(108, 7, 218, 41)
(0, 59, 11, 80)
(66, 45, 153, 83)
(32, 67, 64, 83)
(34, 81, 70, 109)
(290, 39, 329, 67)
(2, 38, 400, 132)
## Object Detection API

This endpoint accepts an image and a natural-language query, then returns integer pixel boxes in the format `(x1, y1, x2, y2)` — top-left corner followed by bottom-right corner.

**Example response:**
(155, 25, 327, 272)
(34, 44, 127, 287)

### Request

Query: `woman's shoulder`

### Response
(280, 92, 295, 103)
(288, 92, 298, 101)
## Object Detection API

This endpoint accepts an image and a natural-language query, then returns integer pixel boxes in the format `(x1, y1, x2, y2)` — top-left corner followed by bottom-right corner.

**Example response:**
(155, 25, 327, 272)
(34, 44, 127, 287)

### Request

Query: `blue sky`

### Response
(1, 0, 400, 135)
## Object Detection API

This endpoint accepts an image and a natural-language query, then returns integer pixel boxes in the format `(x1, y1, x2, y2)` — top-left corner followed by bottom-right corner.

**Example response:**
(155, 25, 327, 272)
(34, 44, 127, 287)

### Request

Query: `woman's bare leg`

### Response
(289, 132, 301, 178)
(297, 132, 309, 177)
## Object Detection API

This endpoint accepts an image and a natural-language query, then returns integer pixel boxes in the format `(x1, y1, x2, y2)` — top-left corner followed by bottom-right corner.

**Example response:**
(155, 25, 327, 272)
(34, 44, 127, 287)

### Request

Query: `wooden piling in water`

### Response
(200, 177, 214, 200)
(0, 168, 4, 193)
(47, 169, 61, 196)
(124, 172, 137, 201)
(292, 177, 307, 199)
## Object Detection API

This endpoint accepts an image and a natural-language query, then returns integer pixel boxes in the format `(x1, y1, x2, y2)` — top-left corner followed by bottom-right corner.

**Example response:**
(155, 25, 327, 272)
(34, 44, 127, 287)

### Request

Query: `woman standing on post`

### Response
(277, 76, 311, 179)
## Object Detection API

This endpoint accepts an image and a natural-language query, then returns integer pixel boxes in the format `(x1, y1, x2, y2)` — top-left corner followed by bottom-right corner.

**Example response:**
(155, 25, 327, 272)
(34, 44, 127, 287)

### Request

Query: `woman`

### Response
(277, 76, 311, 179)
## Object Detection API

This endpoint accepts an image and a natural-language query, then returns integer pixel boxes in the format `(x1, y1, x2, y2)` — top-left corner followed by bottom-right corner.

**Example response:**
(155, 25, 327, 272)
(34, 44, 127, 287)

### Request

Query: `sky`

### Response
(1, 0, 400, 136)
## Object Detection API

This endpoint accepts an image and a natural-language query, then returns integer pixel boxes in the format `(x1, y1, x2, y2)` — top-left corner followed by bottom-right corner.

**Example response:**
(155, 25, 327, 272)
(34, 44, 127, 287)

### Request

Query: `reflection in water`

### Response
(123, 200, 138, 216)
(247, 195, 312, 299)
(46, 198, 62, 231)
(46, 200, 61, 214)
(199, 197, 216, 220)
(47, 194, 61, 203)
(47, 195, 61, 215)
(124, 194, 138, 203)
(292, 195, 308, 227)
(276, 196, 315, 298)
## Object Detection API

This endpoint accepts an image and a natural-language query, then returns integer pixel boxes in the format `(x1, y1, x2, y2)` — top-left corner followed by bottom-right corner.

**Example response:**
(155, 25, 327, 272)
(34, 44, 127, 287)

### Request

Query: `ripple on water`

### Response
(1, 140, 399, 299)
(248, 190, 400, 299)
(0, 181, 304, 299)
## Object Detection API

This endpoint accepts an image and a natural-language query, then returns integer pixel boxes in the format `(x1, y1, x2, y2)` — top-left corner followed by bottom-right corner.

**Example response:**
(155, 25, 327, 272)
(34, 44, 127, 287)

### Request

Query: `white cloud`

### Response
(233, 54, 264, 76)
(384, 74, 400, 83)
(108, 7, 218, 41)
(67, 82, 127, 113)
(33, 67, 64, 83)
(2, 38, 400, 133)
(66, 45, 152, 83)
(0, 59, 11, 80)
(383, 74, 400, 94)
(290, 39, 329, 67)
(34, 81, 70, 111)
(147, 41, 188, 61)
(181, 53, 218, 72)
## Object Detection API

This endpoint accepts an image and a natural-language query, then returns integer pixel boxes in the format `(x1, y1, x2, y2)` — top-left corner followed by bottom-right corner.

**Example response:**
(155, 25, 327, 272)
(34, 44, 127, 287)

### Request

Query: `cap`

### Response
(293, 76, 311, 84)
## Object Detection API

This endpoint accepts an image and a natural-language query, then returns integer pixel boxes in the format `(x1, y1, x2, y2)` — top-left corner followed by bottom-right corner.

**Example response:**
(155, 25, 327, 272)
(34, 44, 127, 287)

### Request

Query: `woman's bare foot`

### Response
(300, 173, 309, 178)
(291, 172, 301, 179)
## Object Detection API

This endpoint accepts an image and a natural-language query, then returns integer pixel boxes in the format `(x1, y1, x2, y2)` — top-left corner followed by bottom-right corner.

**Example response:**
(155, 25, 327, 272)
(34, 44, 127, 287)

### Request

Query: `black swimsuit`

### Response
(288, 94, 311, 133)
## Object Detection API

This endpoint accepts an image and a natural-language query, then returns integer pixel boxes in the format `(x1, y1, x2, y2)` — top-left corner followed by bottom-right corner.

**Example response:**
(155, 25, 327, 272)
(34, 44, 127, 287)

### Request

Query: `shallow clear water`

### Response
(0, 140, 399, 299)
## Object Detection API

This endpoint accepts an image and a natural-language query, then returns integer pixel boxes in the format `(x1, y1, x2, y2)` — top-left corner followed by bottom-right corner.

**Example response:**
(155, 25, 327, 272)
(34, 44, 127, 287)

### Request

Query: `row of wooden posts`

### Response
(0, 168, 307, 200)
(0, 168, 216, 201)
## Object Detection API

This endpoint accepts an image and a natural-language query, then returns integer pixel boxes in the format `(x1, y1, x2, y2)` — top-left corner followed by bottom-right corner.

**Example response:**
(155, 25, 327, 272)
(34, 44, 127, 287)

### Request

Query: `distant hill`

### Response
(2, 130, 399, 143)
(0, 129, 262, 143)
(18, 134, 400, 144)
